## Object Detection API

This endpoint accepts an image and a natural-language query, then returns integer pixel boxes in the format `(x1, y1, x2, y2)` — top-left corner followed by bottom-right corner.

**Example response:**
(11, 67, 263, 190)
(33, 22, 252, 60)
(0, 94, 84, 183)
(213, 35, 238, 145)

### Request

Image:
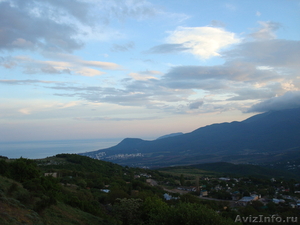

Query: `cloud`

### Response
(147, 43, 190, 54)
(0, 55, 123, 76)
(223, 39, 300, 68)
(79, 60, 123, 70)
(46, 21, 300, 115)
(95, 0, 162, 21)
(111, 42, 135, 52)
(74, 116, 159, 121)
(165, 26, 240, 59)
(19, 108, 31, 115)
(41, 0, 92, 24)
(162, 61, 281, 90)
(0, 79, 61, 85)
(247, 91, 300, 112)
(210, 20, 226, 28)
(189, 101, 204, 109)
(128, 70, 162, 80)
(0, 0, 89, 52)
(224, 3, 237, 11)
(228, 88, 276, 101)
(49, 78, 193, 112)
(0, 56, 17, 68)
(249, 21, 281, 40)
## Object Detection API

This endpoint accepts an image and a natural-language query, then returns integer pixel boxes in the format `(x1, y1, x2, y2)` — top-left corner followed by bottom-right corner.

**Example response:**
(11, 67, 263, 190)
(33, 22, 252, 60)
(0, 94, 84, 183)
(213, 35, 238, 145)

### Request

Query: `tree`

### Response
(10, 158, 40, 182)
(180, 174, 185, 186)
(141, 196, 170, 224)
(112, 198, 143, 225)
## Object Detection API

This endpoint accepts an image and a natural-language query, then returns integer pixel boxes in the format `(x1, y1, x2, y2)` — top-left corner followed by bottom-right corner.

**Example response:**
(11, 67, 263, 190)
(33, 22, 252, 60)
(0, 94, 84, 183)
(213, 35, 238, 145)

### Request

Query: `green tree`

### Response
(10, 158, 40, 182)
(180, 174, 185, 186)
(141, 196, 170, 224)
(113, 198, 143, 225)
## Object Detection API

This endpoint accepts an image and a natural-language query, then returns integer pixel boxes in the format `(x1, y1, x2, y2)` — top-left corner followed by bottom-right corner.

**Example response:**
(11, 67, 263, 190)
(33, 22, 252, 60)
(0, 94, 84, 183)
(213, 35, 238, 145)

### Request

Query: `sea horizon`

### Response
(0, 138, 123, 159)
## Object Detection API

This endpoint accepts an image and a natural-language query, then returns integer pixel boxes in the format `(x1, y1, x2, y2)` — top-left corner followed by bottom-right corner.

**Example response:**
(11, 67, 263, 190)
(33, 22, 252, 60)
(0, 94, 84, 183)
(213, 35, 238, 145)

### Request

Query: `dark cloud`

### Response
(162, 62, 281, 90)
(222, 39, 300, 68)
(147, 43, 190, 54)
(0, 0, 89, 52)
(48, 78, 192, 110)
(210, 20, 226, 27)
(42, 0, 91, 24)
(228, 82, 286, 101)
(247, 91, 300, 113)
(189, 101, 204, 109)
(40, 65, 63, 74)
(249, 21, 281, 40)
(0, 79, 60, 85)
(162, 78, 229, 90)
(100, 0, 162, 21)
(228, 88, 276, 101)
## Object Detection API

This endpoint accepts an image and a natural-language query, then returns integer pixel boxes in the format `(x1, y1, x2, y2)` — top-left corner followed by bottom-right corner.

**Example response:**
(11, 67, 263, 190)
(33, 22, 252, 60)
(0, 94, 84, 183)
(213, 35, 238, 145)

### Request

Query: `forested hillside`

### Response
(0, 154, 238, 225)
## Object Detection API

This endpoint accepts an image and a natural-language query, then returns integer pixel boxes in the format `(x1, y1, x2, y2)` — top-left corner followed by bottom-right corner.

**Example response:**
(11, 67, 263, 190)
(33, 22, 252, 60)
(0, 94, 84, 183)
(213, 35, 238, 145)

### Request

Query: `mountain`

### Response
(156, 132, 184, 140)
(80, 107, 300, 167)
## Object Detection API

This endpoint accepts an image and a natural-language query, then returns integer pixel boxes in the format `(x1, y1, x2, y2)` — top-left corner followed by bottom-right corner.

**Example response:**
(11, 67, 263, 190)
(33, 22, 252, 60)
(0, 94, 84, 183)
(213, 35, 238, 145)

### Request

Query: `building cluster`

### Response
(170, 176, 300, 209)
(106, 153, 144, 160)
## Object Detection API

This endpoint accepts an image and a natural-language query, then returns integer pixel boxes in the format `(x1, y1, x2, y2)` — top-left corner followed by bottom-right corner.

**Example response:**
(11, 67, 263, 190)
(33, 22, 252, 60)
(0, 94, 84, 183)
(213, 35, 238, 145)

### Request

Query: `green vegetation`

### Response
(0, 154, 241, 225)
(160, 162, 300, 180)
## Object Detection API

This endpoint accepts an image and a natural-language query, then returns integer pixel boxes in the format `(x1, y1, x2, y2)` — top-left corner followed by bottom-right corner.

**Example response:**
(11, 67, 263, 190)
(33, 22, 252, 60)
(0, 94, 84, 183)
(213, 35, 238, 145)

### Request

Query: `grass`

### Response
(0, 175, 117, 225)
(41, 202, 109, 225)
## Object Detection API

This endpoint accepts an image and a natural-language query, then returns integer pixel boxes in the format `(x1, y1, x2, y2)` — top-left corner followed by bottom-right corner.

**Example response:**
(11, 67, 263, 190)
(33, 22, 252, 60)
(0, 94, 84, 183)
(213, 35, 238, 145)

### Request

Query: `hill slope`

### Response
(0, 154, 239, 225)
(80, 107, 300, 167)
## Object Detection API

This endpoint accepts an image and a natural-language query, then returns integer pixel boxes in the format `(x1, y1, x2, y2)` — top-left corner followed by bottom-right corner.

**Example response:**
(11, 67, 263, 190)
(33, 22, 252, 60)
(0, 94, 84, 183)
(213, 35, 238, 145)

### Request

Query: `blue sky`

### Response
(0, 0, 300, 142)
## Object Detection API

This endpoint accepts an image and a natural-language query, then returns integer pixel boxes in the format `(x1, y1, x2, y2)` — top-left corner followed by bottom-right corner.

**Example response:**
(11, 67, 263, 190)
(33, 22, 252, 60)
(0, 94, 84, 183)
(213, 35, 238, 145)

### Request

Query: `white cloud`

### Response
(166, 26, 240, 59)
(128, 70, 162, 80)
(19, 108, 31, 115)
(80, 60, 123, 70)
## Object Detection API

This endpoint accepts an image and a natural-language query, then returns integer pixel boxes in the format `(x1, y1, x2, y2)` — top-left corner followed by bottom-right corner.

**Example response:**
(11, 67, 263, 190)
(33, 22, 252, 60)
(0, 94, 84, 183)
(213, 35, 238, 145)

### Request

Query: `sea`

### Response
(0, 138, 122, 159)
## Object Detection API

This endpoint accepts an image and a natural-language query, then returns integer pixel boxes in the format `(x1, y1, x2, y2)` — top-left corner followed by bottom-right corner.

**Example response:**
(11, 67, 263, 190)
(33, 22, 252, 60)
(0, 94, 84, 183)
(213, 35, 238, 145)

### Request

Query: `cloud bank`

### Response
(247, 91, 300, 112)
(1, 1, 299, 118)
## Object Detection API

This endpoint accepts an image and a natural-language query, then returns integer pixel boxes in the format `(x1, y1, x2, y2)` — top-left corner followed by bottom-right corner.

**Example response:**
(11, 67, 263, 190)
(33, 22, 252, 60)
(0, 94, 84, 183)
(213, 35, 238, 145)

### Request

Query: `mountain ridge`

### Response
(80, 107, 300, 167)
(156, 132, 184, 140)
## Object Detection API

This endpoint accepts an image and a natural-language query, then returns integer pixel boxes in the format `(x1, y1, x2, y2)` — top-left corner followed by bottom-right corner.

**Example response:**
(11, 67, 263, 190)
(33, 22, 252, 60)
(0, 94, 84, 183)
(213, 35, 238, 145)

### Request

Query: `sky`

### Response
(0, 0, 300, 143)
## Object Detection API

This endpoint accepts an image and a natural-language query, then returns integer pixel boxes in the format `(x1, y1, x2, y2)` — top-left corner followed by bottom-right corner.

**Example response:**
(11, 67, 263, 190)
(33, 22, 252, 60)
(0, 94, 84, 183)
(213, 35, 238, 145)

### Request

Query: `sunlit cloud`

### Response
(0, 55, 123, 76)
(165, 26, 240, 59)
(128, 70, 162, 80)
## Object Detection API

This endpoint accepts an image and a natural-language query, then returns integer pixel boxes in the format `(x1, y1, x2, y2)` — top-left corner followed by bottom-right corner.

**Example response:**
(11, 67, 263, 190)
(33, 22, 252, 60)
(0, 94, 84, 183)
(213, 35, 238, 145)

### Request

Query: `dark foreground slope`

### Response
(0, 154, 238, 225)
(81, 107, 300, 167)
